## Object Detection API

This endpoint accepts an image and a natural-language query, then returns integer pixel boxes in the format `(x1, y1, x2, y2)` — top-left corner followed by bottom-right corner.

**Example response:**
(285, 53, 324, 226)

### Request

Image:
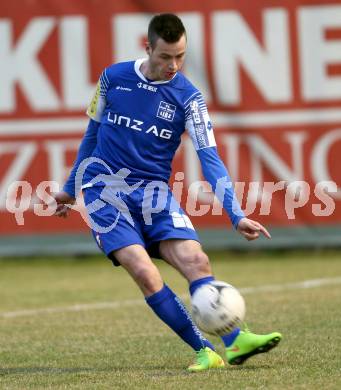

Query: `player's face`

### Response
(146, 34, 187, 81)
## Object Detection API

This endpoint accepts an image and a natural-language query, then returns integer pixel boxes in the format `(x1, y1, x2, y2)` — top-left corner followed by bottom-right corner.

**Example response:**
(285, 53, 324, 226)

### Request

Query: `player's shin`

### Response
(145, 284, 214, 351)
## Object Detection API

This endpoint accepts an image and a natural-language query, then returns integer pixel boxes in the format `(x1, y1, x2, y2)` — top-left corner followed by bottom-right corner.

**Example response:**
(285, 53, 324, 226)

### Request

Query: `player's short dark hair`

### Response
(148, 13, 186, 48)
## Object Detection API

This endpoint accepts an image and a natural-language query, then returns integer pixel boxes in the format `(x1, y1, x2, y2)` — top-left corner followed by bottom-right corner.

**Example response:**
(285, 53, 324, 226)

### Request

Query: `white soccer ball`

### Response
(191, 281, 246, 336)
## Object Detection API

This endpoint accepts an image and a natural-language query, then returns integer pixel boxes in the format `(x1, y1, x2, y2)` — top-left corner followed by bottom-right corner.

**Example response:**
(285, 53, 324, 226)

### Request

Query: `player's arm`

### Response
(63, 118, 100, 198)
(197, 147, 270, 240)
(185, 94, 270, 240)
(54, 118, 99, 217)
(54, 70, 109, 217)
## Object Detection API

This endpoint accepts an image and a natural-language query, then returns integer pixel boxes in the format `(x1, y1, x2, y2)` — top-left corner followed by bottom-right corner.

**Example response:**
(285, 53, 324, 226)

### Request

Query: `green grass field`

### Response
(1, 250, 341, 389)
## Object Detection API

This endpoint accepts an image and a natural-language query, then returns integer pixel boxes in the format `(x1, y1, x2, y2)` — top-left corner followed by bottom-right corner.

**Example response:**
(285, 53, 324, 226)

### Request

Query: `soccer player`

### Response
(53, 13, 282, 371)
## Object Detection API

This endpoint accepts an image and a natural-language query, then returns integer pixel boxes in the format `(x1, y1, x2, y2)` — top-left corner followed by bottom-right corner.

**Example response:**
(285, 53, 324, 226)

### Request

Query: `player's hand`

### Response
(53, 191, 76, 218)
(237, 217, 271, 241)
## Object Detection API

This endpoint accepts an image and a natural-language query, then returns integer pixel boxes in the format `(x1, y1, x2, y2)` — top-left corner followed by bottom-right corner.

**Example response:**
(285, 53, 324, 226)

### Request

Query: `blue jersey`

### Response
(83, 59, 216, 185)
(64, 59, 245, 228)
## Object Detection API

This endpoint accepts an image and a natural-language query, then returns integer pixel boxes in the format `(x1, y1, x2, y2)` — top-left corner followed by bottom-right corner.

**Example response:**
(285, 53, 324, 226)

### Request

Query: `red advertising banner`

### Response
(0, 0, 340, 235)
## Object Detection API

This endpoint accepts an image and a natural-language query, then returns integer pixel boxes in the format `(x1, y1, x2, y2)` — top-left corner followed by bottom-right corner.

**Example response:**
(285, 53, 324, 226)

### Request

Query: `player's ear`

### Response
(146, 42, 152, 56)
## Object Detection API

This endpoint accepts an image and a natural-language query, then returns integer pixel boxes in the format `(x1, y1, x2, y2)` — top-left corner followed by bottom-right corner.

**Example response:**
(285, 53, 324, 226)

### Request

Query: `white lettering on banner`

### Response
(60, 17, 95, 108)
(177, 13, 212, 103)
(0, 5, 340, 224)
(0, 131, 340, 213)
(0, 7, 340, 112)
(113, 12, 151, 62)
(246, 132, 307, 200)
(44, 140, 81, 185)
(311, 129, 341, 199)
(212, 9, 292, 104)
(285, 181, 311, 219)
(0, 18, 60, 113)
(0, 140, 79, 211)
(183, 131, 310, 204)
(299, 6, 341, 101)
(0, 142, 37, 208)
(313, 181, 338, 216)
(220, 134, 241, 181)
(34, 181, 60, 216)
(260, 181, 286, 215)
(113, 12, 212, 103)
(182, 138, 214, 204)
(5, 181, 33, 225)
(234, 182, 260, 215)
(186, 181, 211, 216)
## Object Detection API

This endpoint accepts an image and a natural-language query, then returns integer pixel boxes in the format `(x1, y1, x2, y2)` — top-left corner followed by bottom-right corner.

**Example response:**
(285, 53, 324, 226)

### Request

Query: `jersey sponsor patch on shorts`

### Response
(171, 212, 195, 230)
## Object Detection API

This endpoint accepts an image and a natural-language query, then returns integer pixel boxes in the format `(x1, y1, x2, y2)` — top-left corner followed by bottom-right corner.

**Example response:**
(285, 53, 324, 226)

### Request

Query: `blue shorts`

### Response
(83, 184, 199, 266)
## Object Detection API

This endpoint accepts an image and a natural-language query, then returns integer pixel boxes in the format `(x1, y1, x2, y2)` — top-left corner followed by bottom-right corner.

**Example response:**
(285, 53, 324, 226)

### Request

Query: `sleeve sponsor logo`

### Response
(87, 81, 101, 118)
(189, 100, 210, 148)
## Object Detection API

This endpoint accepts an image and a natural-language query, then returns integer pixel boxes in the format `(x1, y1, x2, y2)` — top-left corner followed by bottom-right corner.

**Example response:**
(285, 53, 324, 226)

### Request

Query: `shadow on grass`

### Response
(140, 364, 274, 378)
(232, 364, 272, 370)
(0, 366, 108, 376)
(0, 364, 273, 377)
(0, 365, 174, 376)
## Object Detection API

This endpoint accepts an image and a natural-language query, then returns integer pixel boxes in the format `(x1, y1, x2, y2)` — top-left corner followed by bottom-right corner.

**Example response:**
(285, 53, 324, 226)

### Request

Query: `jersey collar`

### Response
(134, 58, 177, 84)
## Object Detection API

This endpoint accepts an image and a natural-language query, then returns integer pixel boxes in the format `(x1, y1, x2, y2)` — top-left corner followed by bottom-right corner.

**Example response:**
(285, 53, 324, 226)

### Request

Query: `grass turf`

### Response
(0, 250, 341, 389)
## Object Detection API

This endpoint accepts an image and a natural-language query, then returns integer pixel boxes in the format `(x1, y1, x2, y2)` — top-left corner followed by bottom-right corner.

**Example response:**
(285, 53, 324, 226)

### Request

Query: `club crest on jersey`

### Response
(157, 101, 176, 122)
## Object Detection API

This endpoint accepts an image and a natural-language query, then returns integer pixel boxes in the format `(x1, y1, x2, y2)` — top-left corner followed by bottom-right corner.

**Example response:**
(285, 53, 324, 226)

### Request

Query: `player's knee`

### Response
(183, 251, 211, 274)
(135, 264, 163, 295)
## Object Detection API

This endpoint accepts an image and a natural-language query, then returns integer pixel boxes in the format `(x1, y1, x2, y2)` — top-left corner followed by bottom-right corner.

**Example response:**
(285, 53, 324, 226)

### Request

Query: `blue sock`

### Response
(189, 276, 240, 347)
(189, 276, 215, 296)
(146, 284, 215, 352)
(221, 328, 240, 347)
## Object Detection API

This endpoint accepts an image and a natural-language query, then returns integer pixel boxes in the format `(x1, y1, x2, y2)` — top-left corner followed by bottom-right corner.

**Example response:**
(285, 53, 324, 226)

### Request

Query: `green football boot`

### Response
(226, 329, 282, 365)
(187, 347, 225, 372)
